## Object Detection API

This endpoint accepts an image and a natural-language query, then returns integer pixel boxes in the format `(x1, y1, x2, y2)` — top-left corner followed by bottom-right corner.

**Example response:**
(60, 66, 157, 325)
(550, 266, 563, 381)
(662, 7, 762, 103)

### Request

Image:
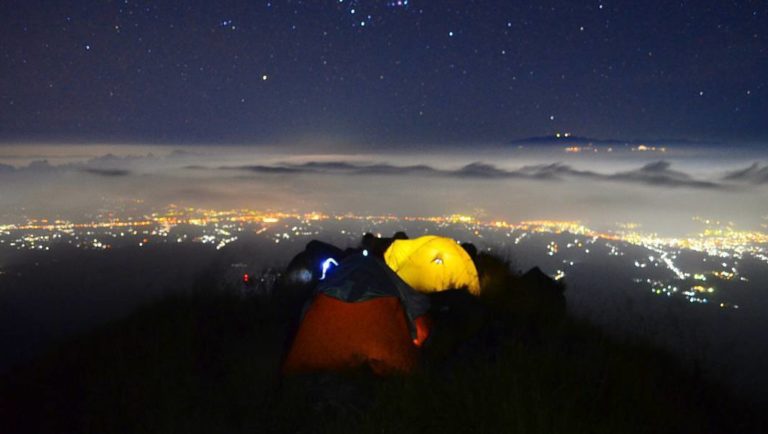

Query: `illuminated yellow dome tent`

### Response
(384, 235, 481, 295)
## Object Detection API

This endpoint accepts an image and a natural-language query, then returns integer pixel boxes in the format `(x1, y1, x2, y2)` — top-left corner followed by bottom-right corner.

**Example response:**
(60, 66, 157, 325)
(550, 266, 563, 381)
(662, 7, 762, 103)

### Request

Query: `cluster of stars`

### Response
(337, 0, 413, 27)
(0, 1, 765, 143)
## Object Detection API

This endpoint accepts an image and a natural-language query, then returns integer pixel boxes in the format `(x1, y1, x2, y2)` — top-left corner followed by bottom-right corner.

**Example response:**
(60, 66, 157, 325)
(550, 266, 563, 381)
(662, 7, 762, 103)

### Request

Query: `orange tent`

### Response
(283, 254, 430, 375)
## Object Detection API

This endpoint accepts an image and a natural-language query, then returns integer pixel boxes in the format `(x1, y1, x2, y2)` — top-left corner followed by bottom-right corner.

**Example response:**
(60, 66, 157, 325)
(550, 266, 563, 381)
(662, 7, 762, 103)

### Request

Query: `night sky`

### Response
(1, 0, 766, 145)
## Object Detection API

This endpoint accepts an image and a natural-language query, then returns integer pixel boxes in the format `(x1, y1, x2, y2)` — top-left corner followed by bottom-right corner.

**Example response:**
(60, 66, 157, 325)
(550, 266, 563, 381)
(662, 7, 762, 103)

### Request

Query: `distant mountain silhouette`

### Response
(508, 135, 717, 147)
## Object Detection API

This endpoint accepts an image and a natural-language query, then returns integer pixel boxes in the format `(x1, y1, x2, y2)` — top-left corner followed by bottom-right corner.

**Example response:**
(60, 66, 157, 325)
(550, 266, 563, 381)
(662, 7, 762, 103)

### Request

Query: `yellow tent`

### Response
(384, 235, 481, 295)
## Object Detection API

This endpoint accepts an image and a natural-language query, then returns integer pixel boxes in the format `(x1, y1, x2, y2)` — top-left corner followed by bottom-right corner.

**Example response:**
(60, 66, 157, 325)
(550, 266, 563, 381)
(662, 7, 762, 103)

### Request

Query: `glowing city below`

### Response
(2, 207, 766, 310)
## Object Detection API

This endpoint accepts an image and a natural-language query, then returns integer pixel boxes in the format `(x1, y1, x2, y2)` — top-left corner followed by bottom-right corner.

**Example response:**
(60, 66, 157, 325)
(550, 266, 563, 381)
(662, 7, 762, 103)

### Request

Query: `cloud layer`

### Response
(220, 160, 729, 189)
(3, 151, 767, 191)
(723, 163, 768, 185)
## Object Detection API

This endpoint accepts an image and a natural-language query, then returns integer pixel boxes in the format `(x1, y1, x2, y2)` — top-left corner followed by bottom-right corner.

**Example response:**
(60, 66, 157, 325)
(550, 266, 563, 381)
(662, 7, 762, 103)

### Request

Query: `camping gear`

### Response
(283, 254, 430, 375)
(384, 235, 481, 295)
(280, 240, 346, 301)
(360, 231, 407, 259)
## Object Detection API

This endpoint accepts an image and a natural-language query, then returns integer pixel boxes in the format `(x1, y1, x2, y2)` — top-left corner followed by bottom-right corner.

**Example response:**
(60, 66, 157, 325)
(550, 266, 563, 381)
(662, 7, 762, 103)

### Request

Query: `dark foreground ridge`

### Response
(0, 235, 764, 434)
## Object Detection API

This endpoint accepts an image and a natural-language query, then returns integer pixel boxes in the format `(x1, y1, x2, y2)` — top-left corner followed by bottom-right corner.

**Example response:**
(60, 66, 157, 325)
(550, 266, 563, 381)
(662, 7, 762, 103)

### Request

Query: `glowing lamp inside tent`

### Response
(384, 235, 481, 295)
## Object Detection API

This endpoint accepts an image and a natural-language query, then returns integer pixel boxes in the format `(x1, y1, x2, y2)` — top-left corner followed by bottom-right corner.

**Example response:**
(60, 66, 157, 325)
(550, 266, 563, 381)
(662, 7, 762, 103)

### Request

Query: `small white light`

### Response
(297, 269, 312, 283)
(320, 258, 338, 280)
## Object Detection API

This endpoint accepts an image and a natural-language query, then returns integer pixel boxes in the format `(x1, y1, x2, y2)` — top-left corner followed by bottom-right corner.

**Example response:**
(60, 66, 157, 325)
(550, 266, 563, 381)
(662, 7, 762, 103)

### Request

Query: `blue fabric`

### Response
(315, 254, 430, 338)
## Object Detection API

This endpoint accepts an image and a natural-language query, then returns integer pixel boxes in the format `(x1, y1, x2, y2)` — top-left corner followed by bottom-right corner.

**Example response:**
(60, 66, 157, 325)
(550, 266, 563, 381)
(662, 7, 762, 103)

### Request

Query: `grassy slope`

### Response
(1, 260, 763, 434)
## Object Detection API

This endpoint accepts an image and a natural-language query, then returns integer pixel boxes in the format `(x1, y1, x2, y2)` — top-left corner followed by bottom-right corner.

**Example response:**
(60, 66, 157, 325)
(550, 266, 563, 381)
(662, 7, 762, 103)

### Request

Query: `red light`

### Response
(412, 316, 430, 347)
(243, 273, 249, 283)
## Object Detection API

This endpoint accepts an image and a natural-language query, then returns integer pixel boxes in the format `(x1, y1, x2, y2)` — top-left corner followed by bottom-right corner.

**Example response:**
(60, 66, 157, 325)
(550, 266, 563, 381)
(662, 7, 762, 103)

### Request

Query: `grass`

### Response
(1, 255, 763, 434)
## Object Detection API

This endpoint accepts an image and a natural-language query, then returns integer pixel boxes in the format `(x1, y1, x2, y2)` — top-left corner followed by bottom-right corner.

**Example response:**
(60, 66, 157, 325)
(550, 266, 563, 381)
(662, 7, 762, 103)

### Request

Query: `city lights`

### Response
(1, 207, 765, 310)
